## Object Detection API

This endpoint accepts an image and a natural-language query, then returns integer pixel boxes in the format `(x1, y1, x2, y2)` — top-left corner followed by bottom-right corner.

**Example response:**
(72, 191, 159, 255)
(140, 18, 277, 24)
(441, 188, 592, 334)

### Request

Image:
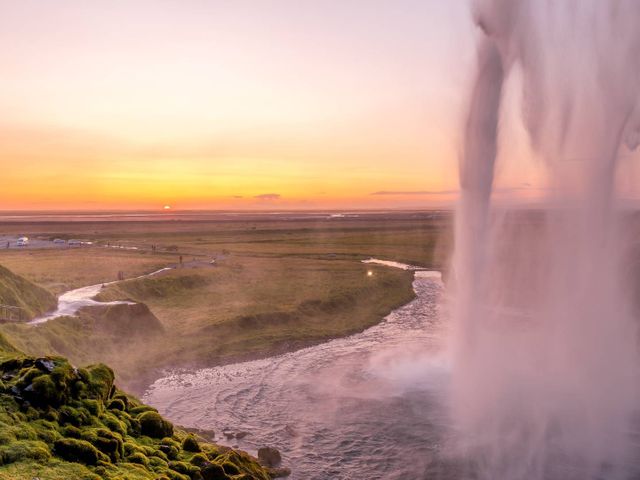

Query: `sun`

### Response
(163, 205, 171, 210)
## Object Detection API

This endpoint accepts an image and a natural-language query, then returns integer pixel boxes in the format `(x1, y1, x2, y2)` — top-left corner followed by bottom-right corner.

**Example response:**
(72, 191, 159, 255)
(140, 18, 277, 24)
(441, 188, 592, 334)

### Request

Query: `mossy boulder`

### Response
(0, 350, 272, 479)
(182, 433, 201, 452)
(0, 439, 51, 465)
(200, 462, 230, 480)
(27, 374, 60, 405)
(126, 451, 150, 467)
(107, 398, 126, 411)
(53, 438, 105, 465)
(86, 364, 115, 401)
(138, 410, 173, 438)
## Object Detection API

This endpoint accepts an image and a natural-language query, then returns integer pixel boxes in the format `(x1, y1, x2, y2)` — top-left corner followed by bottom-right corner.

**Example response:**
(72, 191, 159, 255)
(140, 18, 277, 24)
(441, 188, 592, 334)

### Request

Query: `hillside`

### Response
(0, 264, 56, 320)
(0, 334, 275, 480)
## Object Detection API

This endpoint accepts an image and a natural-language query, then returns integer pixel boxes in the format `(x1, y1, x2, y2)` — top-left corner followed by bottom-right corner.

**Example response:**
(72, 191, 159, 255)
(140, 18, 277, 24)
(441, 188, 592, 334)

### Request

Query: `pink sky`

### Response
(0, 0, 550, 210)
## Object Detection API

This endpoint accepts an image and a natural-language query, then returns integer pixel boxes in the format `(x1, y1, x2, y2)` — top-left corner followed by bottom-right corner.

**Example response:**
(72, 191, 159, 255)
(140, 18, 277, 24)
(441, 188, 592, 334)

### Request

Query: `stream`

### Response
(30, 267, 173, 325)
(143, 261, 450, 479)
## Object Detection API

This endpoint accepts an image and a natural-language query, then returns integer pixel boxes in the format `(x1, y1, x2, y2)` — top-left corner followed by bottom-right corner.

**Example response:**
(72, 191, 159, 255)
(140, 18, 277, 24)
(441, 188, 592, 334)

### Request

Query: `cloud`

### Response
(254, 193, 281, 200)
(370, 190, 458, 196)
(232, 195, 243, 199)
(371, 186, 542, 196)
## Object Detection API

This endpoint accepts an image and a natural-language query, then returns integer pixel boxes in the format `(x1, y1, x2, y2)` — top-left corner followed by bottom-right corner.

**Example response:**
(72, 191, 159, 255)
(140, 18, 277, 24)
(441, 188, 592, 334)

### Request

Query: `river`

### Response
(29, 267, 174, 324)
(143, 263, 451, 479)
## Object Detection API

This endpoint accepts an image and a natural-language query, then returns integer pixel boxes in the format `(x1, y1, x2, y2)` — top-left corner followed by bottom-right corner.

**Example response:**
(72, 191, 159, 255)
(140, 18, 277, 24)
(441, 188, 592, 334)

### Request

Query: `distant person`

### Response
(179, 255, 183, 266)
(5, 241, 8, 249)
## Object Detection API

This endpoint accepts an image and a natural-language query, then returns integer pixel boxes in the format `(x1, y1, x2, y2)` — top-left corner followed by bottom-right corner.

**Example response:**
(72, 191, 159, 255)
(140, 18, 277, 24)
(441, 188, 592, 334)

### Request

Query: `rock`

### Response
(223, 431, 234, 440)
(200, 462, 229, 480)
(235, 431, 248, 439)
(35, 358, 55, 373)
(182, 434, 201, 452)
(137, 411, 173, 438)
(54, 438, 104, 465)
(268, 467, 292, 477)
(258, 446, 281, 467)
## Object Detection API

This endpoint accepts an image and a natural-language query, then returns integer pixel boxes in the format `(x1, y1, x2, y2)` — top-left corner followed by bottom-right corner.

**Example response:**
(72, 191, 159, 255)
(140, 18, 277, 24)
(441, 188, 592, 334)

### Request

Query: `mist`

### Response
(450, 1, 640, 479)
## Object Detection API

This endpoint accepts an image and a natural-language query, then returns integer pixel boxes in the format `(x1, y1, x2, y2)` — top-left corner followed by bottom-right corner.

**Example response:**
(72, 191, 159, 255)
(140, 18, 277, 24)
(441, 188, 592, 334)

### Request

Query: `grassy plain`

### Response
(0, 211, 450, 391)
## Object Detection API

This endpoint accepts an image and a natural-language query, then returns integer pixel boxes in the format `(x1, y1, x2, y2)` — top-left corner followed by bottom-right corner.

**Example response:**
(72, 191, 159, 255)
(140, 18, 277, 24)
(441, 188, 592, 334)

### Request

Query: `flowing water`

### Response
(144, 267, 449, 480)
(30, 267, 173, 324)
(450, 2, 640, 478)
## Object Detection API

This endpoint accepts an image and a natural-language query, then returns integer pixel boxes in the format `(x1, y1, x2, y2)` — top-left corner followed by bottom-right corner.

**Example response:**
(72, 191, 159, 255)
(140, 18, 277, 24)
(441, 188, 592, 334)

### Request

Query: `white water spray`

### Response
(451, 1, 640, 479)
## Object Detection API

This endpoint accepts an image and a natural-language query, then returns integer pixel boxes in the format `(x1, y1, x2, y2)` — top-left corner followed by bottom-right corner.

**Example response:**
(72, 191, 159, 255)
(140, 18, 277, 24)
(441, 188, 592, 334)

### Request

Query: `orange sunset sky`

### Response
(0, 0, 549, 210)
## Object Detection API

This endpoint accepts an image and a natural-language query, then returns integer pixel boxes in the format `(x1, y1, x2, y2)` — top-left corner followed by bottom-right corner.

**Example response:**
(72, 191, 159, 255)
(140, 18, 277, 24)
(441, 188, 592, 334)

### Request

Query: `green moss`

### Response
(165, 470, 190, 480)
(80, 428, 123, 462)
(86, 364, 115, 401)
(129, 405, 157, 416)
(148, 455, 169, 470)
(28, 374, 60, 405)
(100, 412, 127, 437)
(112, 392, 130, 409)
(61, 425, 82, 438)
(189, 452, 208, 467)
(138, 411, 173, 438)
(31, 419, 60, 443)
(59, 405, 91, 427)
(182, 434, 201, 452)
(221, 462, 240, 475)
(168, 460, 199, 477)
(126, 451, 149, 467)
(0, 440, 51, 465)
(53, 438, 105, 465)
(107, 398, 125, 411)
(200, 462, 230, 480)
(0, 347, 271, 480)
(81, 398, 102, 416)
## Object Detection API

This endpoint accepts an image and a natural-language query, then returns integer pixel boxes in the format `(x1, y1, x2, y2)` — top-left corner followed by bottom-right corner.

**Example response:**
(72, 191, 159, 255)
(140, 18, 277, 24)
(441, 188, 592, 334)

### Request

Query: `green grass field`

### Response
(0, 212, 450, 392)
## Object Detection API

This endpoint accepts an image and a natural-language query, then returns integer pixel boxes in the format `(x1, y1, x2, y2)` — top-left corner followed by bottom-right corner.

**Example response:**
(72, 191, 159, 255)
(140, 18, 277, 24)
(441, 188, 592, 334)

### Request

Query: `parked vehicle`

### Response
(53, 238, 66, 245)
(68, 239, 82, 246)
(16, 237, 29, 247)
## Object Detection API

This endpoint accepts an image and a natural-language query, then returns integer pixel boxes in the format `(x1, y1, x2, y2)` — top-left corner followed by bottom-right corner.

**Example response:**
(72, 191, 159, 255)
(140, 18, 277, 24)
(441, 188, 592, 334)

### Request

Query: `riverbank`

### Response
(0, 256, 416, 395)
(143, 270, 447, 479)
(0, 212, 448, 393)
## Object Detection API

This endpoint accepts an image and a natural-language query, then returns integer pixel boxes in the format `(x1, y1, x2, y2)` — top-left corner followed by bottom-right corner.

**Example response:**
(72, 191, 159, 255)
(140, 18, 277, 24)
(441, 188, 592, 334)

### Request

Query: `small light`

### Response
(367, 270, 373, 277)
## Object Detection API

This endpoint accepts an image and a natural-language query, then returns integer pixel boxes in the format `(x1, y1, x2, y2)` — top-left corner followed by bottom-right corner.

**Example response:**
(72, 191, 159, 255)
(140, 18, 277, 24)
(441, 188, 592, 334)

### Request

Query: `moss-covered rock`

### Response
(126, 451, 150, 467)
(138, 410, 173, 438)
(0, 349, 272, 479)
(200, 462, 230, 480)
(182, 433, 201, 452)
(53, 438, 105, 465)
(190, 452, 208, 467)
(0, 439, 51, 465)
(107, 397, 126, 411)
(86, 364, 115, 401)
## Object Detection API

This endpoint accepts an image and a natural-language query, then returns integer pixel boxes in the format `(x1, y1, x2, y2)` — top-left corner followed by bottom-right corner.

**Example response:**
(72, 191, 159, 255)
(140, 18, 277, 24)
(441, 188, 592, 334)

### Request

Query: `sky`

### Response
(0, 0, 545, 210)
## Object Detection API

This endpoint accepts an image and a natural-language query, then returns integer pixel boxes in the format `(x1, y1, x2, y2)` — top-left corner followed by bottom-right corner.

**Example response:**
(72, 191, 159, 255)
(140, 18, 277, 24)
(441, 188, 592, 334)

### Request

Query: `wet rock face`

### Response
(0, 354, 272, 479)
(258, 446, 282, 467)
